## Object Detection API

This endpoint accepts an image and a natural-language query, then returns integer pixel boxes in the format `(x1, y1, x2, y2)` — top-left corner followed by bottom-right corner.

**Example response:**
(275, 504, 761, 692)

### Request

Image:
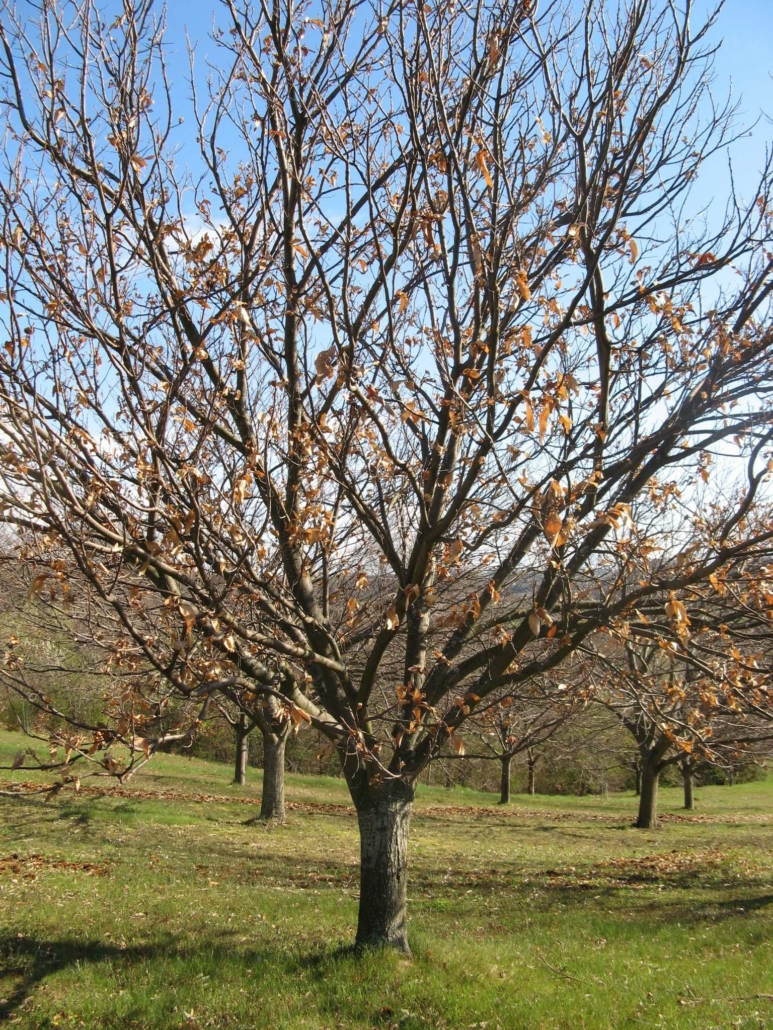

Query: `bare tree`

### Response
(590, 571, 773, 828)
(680, 755, 695, 811)
(216, 700, 261, 789)
(1, 0, 773, 951)
(228, 710, 255, 787)
(471, 681, 576, 803)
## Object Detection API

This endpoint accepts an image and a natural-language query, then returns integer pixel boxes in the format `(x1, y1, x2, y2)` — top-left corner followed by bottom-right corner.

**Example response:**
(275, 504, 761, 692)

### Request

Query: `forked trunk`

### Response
(682, 762, 694, 811)
(260, 731, 286, 822)
(636, 759, 660, 828)
(499, 753, 512, 804)
(233, 714, 250, 786)
(353, 780, 414, 953)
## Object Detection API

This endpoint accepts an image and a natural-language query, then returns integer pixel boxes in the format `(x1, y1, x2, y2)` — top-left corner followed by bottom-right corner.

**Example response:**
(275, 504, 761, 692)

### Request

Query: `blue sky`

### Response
(705, 0, 772, 125)
(696, 0, 773, 197)
(160, 0, 772, 197)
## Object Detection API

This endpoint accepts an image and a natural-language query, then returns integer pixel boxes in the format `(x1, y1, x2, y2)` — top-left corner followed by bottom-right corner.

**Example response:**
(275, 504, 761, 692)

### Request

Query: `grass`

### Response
(1, 729, 772, 1029)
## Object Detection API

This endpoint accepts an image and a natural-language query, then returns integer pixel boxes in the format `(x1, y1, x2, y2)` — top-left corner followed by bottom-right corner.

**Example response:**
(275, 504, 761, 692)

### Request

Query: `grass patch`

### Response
(1, 729, 772, 1029)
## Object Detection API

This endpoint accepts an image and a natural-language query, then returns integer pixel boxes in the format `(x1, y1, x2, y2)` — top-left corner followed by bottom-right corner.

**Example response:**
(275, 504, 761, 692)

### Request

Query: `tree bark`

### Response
(682, 762, 694, 811)
(352, 779, 414, 954)
(499, 753, 512, 804)
(259, 731, 286, 822)
(233, 714, 250, 786)
(633, 762, 641, 796)
(636, 759, 660, 828)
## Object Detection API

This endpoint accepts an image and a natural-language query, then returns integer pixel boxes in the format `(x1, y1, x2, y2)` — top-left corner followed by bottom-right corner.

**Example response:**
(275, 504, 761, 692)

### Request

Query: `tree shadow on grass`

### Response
(0, 930, 308, 1023)
(713, 893, 773, 915)
(0, 935, 153, 1021)
(0, 928, 415, 1026)
(497, 880, 773, 935)
(407, 859, 773, 937)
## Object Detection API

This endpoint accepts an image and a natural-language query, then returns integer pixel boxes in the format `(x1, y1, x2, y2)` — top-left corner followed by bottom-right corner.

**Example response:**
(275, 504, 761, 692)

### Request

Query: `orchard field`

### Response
(0, 730, 772, 1030)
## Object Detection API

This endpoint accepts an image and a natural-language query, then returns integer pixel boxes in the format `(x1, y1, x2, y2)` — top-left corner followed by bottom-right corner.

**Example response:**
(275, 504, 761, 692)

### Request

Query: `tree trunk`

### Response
(682, 762, 694, 811)
(527, 751, 539, 795)
(633, 762, 641, 796)
(499, 753, 512, 804)
(233, 714, 250, 786)
(636, 759, 660, 828)
(352, 780, 414, 954)
(259, 731, 286, 822)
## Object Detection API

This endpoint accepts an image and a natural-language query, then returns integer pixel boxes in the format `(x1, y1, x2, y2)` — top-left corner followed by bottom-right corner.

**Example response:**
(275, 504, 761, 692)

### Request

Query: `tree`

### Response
(218, 693, 293, 818)
(229, 710, 255, 787)
(471, 681, 576, 803)
(250, 698, 293, 820)
(516, 698, 639, 795)
(680, 755, 695, 810)
(1, 0, 773, 952)
(590, 567, 773, 828)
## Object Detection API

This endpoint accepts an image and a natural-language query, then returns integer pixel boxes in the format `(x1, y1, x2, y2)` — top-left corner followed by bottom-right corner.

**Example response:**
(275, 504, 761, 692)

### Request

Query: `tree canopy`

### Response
(1, 0, 772, 950)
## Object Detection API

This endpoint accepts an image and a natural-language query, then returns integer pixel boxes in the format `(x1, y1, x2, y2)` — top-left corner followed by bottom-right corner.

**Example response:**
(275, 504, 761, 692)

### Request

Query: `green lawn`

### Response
(1, 729, 772, 1030)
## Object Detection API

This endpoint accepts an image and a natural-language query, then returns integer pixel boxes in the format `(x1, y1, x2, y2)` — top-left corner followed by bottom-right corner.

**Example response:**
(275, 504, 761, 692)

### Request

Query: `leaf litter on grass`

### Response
(1, 739, 773, 1030)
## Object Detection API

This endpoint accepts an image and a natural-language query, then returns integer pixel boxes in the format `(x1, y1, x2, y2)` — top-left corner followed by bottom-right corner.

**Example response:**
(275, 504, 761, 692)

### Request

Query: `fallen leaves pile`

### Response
(0, 852, 108, 879)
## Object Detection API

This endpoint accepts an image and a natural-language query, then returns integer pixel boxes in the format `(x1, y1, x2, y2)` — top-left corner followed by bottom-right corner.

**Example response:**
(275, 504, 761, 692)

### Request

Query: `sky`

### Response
(694, 0, 773, 198)
(9, 0, 771, 171)
(157, 0, 773, 203)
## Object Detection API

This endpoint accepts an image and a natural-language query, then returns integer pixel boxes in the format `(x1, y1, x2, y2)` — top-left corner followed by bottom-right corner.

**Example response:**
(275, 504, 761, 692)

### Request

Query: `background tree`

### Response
(471, 681, 577, 803)
(216, 697, 294, 814)
(1, 0, 773, 952)
(217, 692, 295, 820)
(0, 548, 216, 781)
(223, 707, 256, 788)
(589, 565, 773, 828)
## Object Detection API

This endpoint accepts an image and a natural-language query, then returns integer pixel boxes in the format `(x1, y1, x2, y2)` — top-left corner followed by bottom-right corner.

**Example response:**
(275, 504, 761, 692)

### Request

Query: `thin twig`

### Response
(534, 947, 594, 986)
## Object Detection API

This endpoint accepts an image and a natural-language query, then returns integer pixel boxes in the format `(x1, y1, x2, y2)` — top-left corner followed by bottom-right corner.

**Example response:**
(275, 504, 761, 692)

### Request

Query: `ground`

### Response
(0, 729, 772, 1030)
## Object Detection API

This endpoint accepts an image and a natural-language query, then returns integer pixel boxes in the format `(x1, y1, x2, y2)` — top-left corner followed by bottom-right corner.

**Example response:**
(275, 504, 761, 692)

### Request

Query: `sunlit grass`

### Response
(1, 728, 772, 1029)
